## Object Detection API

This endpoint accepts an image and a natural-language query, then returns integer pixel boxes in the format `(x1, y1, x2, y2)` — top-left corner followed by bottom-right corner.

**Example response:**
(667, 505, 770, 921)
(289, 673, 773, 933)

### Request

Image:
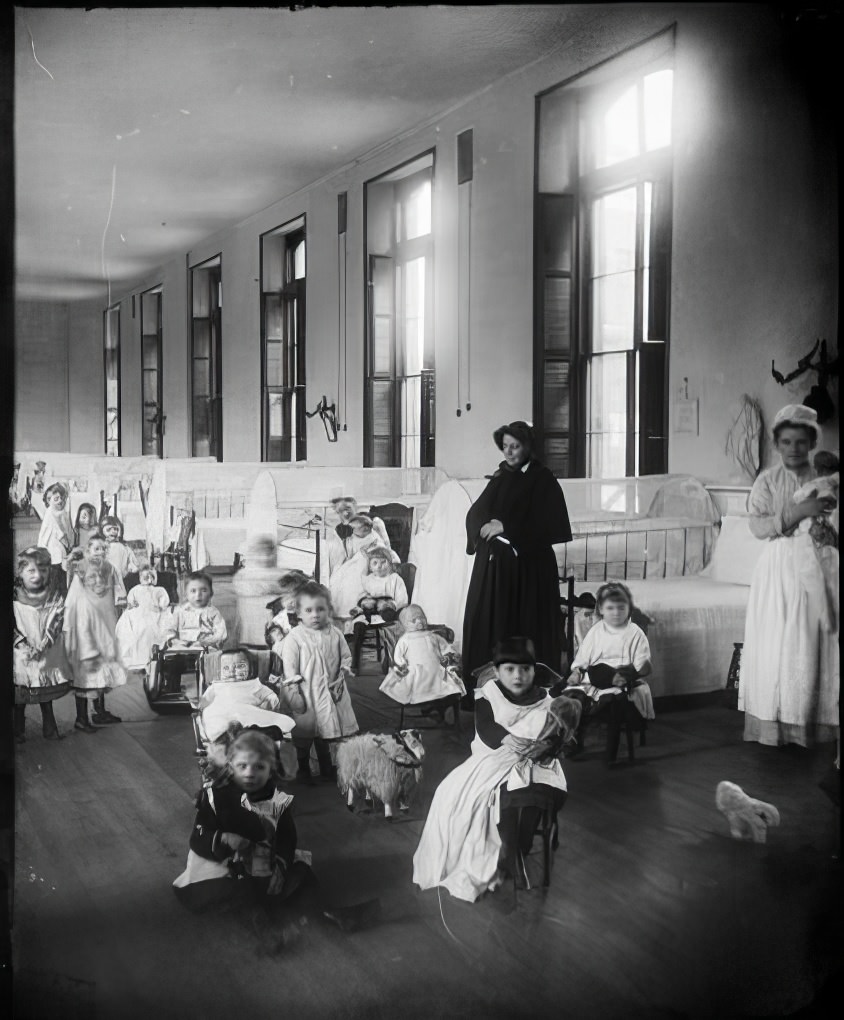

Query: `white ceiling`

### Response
(14, 5, 593, 302)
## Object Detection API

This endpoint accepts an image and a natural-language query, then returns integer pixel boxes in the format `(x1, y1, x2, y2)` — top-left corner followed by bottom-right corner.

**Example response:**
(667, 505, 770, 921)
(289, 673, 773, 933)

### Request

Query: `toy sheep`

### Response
(336, 729, 425, 820)
(715, 780, 781, 843)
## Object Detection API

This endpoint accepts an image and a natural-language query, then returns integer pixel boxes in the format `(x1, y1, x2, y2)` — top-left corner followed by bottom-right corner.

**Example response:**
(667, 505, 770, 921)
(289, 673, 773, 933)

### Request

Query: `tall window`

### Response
(103, 304, 120, 456)
(140, 286, 164, 457)
(190, 255, 223, 460)
(260, 219, 306, 462)
(535, 38, 673, 478)
(365, 153, 435, 468)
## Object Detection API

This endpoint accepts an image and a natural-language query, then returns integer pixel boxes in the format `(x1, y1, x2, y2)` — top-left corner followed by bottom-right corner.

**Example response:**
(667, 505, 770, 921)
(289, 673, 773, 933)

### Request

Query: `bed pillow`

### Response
(700, 515, 766, 585)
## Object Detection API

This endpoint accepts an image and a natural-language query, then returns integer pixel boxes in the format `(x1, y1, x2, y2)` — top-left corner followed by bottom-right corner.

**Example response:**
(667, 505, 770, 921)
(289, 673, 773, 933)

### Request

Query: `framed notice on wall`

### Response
(674, 399, 699, 434)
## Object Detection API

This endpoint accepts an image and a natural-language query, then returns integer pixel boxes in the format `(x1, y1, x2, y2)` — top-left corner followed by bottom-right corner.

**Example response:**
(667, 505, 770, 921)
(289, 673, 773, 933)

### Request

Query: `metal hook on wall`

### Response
(305, 395, 339, 442)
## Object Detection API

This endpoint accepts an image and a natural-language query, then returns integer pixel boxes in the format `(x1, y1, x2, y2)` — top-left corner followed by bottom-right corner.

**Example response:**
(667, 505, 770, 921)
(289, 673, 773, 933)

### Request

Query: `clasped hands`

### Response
(479, 519, 505, 540)
(503, 733, 555, 762)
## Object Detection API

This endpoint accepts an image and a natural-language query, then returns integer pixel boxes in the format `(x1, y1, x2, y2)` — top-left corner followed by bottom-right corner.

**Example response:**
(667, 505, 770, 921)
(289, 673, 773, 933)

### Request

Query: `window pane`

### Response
(405, 179, 431, 239)
(591, 189, 636, 276)
(403, 257, 425, 375)
(591, 272, 635, 352)
(293, 239, 306, 280)
(371, 380, 394, 435)
(544, 277, 571, 353)
(594, 84, 638, 169)
(266, 339, 284, 387)
(588, 353, 627, 478)
(644, 70, 673, 151)
(545, 436, 569, 476)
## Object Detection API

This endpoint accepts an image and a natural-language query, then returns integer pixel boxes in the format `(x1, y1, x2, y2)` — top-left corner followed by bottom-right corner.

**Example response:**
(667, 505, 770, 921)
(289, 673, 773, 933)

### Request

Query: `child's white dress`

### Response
(329, 537, 383, 618)
(380, 629, 465, 705)
(199, 678, 292, 742)
(412, 681, 567, 903)
(63, 585, 128, 697)
(280, 625, 358, 740)
(569, 619, 655, 721)
(792, 475, 839, 633)
(38, 506, 74, 565)
(358, 572, 409, 608)
(162, 604, 228, 647)
(116, 584, 172, 670)
(106, 541, 139, 579)
(13, 587, 73, 703)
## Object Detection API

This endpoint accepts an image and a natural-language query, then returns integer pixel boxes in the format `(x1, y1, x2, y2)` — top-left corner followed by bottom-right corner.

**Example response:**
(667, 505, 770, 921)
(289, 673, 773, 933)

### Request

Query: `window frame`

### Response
(139, 286, 164, 458)
(103, 303, 121, 456)
(189, 254, 223, 461)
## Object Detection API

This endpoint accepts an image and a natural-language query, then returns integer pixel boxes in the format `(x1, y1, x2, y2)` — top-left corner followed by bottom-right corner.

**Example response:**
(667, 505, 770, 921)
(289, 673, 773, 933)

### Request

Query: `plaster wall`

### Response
(15, 4, 837, 480)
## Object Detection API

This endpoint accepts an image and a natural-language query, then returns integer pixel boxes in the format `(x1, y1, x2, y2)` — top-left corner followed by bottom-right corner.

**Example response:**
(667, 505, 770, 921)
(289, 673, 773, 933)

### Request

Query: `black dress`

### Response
(462, 459, 572, 684)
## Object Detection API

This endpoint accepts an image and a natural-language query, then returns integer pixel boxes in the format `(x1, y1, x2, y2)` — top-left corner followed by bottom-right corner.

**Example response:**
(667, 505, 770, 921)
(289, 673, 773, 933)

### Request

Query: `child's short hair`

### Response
(278, 569, 310, 596)
(17, 545, 52, 571)
(399, 604, 426, 627)
(349, 513, 374, 531)
(86, 532, 107, 548)
(363, 546, 393, 572)
(492, 636, 536, 666)
(595, 581, 634, 610)
(186, 570, 214, 593)
(296, 579, 332, 610)
(226, 727, 278, 772)
(813, 450, 840, 475)
(219, 645, 255, 675)
(100, 515, 124, 537)
(42, 482, 68, 505)
(138, 565, 158, 582)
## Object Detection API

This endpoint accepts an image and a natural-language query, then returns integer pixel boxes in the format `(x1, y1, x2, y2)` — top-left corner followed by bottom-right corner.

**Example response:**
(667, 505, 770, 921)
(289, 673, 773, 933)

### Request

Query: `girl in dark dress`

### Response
(462, 421, 572, 694)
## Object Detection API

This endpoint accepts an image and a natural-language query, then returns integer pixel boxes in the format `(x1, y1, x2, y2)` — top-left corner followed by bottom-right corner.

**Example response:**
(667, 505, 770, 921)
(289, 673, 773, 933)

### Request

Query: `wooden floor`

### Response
(11, 584, 842, 1018)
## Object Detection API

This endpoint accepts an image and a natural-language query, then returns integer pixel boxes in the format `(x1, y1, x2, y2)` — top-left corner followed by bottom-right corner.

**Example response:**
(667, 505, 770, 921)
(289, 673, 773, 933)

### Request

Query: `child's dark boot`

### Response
(40, 701, 62, 740)
(14, 705, 27, 744)
(92, 693, 122, 725)
(74, 696, 97, 733)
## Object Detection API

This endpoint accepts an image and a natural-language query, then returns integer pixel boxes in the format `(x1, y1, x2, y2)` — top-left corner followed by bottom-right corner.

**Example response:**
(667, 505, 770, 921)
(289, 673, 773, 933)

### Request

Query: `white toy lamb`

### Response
(336, 729, 425, 820)
(715, 781, 780, 843)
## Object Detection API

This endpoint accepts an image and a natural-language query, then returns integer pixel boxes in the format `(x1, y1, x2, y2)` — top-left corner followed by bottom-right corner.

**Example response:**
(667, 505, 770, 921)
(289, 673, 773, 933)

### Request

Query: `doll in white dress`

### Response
(116, 565, 172, 670)
(380, 605, 465, 714)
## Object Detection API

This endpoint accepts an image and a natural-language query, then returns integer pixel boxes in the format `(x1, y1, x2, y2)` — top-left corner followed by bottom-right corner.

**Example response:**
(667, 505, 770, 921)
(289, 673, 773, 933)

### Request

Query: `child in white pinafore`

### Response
(13, 545, 73, 742)
(379, 604, 465, 712)
(37, 482, 75, 595)
(116, 565, 172, 670)
(101, 515, 140, 580)
(279, 581, 358, 783)
(348, 546, 409, 669)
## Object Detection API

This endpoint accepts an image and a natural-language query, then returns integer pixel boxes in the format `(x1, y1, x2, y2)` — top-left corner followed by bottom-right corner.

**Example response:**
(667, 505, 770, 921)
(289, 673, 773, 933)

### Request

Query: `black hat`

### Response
(493, 421, 535, 451)
(492, 636, 536, 666)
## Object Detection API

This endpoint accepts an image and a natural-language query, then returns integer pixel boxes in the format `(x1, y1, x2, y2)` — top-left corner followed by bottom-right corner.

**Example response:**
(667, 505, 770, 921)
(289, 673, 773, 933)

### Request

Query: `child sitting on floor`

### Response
(101, 514, 139, 579)
(115, 565, 172, 671)
(162, 571, 228, 650)
(279, 581, 358, 784)
(564, 581, 655, 763)
(172, 728, 381, 944)
(13, 545, 73, 742)
(348, 547, 409, 669)
(413, 636, 577, 901)
(379, 604, 465, 718)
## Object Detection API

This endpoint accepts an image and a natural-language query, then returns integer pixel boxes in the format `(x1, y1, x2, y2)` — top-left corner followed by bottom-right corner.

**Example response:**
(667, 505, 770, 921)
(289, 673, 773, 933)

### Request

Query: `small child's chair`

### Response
(382, 624, 462, 733)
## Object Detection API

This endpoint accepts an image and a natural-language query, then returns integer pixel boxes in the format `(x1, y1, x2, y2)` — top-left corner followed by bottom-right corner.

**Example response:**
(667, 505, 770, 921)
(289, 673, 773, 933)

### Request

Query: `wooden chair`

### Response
(355, 562, 417, 665)
(384, 623, 462, 733)
(367, 502, 414, 563)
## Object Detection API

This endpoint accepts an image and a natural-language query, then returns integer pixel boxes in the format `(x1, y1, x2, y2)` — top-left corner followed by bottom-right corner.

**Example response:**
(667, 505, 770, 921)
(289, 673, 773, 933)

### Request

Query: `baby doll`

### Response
(101, 515, 140, 579)
(793, 450, 839, 546)
(73, 503, 101, 552)
(37, 482, 75, 594)
(199, 647, 294, 744)
(63, 559, 129, 730)
(115, 565, 172, 671)
(379, 605, 465, 714)
(13, 545, 73, 742)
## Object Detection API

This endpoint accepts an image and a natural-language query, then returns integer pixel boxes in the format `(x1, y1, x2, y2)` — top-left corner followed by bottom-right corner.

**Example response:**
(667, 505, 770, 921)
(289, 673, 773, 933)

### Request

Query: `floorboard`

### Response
(11, 587, 842, 1018)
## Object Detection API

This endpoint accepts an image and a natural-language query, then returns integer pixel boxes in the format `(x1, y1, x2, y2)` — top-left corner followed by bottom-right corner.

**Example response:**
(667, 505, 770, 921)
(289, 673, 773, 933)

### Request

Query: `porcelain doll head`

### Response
(227, 728, 278, 793)
(349, 513, 374, 538)
(399, 604, 428, 633)
(100, 515, 123, 543)
(138, 566, 157, 587)
(595, 581, 634, 629)
(74, 503, 98, 529)
(185, 571, 213, 609)
(296, 580, 332, 630)
(43, 482, 68, 511)
(492, 636, 537, 697)
(217, 647, 253, 685)
(364, 547, 393, 578)
(17, 546, 51, 594)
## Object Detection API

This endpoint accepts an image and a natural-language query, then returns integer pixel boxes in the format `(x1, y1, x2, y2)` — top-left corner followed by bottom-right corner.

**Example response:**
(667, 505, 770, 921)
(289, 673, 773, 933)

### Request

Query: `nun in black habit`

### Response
(461, 422, 572, 694)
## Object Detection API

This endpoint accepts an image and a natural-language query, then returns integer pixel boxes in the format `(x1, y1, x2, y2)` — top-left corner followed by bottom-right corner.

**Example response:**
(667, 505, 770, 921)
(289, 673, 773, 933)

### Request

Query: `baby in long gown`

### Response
(793, 450, 838, 632)
(380, 605, 465, 716)
(116, 565, 172, 670)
